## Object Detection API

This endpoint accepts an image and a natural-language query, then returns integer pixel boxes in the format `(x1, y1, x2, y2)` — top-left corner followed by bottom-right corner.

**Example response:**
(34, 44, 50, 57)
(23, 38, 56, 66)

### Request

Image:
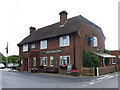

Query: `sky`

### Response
(0, 0, 119, 56)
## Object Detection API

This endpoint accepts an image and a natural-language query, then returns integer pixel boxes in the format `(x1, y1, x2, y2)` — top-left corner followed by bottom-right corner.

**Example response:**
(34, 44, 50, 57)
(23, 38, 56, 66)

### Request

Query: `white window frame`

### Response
(59, 35, 70, 47)
(60, 56, 70, 65)
(112, 58, 116, 64)
(23, 44, 28, 52)
(40, 40, 47, 49)
(40, 57, 47, 66)
(33, 57, 36, 66)
(50, 56, 53, 66)
(31, 44, 35, 49)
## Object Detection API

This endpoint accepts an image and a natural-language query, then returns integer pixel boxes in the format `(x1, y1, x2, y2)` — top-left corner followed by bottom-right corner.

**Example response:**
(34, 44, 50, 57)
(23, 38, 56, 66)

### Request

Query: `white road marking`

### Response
(82, 74, 117, 87)
(89, 82, 95, 85)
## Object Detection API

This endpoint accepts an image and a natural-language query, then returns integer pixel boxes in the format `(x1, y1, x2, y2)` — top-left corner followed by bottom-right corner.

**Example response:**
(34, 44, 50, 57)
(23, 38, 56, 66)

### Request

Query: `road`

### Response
(0, 69, 119, 88)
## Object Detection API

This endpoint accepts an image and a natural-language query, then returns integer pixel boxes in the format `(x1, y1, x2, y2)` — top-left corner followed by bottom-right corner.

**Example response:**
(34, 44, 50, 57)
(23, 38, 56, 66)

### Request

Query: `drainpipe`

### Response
(73, 33, 76, 70)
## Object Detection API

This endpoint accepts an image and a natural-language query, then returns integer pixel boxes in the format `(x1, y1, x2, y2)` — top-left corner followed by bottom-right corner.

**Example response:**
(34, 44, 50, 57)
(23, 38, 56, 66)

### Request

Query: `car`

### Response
(0, 63, 5, 69)
(7, 63, 19, 69)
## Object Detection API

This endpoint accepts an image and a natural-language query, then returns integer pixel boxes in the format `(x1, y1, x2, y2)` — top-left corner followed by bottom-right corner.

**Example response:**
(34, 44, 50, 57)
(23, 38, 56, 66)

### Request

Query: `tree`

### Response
(0, 52, 6, 65)
(82, 50, 100, 67)
(8, 55, 20, 64)
(104, 49, 110, 54)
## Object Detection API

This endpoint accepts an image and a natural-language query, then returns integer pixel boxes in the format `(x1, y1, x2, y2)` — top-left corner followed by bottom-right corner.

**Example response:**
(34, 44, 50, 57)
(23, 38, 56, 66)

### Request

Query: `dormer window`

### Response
(23, 44, 28, 52)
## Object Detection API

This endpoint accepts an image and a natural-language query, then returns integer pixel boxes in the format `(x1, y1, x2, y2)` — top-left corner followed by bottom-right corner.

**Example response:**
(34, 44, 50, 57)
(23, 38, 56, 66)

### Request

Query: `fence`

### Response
(99, 65, 116, 75)
(81, 67, 94, 76)
(81, 65, 116, 76)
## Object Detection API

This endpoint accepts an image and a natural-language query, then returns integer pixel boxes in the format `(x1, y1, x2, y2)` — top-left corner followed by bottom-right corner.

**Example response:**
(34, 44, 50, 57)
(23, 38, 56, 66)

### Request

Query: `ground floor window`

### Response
(50, 56, 53, 66)
(40, 57, 47, 66)
(60, 56, 70, 65)
(112, 58, 116, 64)
(33, 57, 36, 66)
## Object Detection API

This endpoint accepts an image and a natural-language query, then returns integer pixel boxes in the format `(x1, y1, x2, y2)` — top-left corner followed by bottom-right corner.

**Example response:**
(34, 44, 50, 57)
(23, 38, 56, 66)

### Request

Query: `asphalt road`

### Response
(0, 69, 119, 88)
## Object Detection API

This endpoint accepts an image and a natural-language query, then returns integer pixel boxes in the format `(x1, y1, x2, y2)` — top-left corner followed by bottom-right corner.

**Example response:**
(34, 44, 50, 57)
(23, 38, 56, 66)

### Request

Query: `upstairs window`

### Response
(23, 44, 28, 52)
(40, 40, 47, 49)
(31, 44, 35, 49)
(88, 36, 98, 47)
(60, 56, 70, 65)
(59, 35, 70, 47)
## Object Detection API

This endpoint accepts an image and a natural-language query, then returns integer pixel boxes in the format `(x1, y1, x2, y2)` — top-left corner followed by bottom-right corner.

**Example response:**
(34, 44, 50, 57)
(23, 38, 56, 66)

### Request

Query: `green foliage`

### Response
(0, 52, 6, 65)
(8, 55, 20, 64)
(82, 50, 100, 67)
(0, 52, 21, 66)
(104, 49, 110, 54)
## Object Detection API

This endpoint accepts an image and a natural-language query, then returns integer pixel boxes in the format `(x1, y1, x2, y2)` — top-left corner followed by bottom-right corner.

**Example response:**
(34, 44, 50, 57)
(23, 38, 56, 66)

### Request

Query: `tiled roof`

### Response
(18, 15, 104, 46)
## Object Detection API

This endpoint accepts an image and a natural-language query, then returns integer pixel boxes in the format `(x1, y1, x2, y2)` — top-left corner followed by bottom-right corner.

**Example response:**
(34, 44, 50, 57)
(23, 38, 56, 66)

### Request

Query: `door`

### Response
(24, 58, 28, 71)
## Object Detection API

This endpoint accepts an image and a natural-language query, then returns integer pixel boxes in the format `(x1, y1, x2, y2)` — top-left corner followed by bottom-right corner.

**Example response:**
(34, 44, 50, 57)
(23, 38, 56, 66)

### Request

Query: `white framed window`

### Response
(40, 57, 47, 66)
(93, 37, 98, 47)
(59, 35, 70, 47)
(88, 36, 98, 47)
(50, 56, 53, 66)
(60, 56, 70, 65)
(23, 44, 28, 52)
(112, 58, 116, 64)
(33, 57, 36, 66)
(31, 44, 35, 49)
(118, 55, 120, 58)
(40, 40, 47, 49)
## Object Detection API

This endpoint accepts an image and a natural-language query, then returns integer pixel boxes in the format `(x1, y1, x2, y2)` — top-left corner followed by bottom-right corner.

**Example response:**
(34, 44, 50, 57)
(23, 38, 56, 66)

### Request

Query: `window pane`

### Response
(50, 56, 53, 66)
(33, 57, 36, 66)
(93, 37, 98, 47)
(23, 44, 28, 52)
(40, 40, 47, 49)
(60, 35, 70, 47)
(67, 57, 70, 64)
(31, 44, 35, 49)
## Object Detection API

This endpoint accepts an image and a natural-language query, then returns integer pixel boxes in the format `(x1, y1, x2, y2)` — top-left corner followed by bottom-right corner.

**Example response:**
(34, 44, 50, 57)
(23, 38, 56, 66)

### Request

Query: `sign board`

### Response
(67, 64, 72, 74)
(42, 49, 63, 54)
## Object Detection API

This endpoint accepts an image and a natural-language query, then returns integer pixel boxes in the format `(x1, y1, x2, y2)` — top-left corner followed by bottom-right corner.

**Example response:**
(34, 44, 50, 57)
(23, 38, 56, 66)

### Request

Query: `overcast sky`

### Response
(0, 0, 119, 56)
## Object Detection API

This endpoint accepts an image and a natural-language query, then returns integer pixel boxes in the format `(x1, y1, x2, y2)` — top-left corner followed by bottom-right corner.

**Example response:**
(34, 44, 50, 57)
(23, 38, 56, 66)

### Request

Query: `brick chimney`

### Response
(29, 26, 36, 34)
(59, 11, 68, 25)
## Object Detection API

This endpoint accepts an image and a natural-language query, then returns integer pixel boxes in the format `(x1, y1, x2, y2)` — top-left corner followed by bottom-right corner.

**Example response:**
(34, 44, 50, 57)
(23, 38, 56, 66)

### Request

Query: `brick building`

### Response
(110, 50, 120, 70)
(17, 11, 115, 74)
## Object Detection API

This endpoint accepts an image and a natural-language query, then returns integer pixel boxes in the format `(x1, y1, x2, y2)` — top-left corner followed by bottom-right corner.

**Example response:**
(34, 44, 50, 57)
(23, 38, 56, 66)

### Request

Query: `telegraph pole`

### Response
(5, 42, 8, 67)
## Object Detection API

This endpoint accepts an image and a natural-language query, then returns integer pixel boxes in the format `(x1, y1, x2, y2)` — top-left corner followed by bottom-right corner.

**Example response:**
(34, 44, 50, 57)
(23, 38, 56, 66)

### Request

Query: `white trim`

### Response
(59, 35, 70, 47)
(23, 44, 28, 52)
(40, 57, 47, 66)
(112, 58, 116, 64)
(40, 40, 47, 49)
(60, 56, 70, 65)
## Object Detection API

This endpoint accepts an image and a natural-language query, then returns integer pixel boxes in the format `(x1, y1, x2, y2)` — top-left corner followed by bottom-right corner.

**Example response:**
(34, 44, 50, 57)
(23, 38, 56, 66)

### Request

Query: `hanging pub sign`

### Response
(67, 64, 72, 74)
(42, 49, 63, 54)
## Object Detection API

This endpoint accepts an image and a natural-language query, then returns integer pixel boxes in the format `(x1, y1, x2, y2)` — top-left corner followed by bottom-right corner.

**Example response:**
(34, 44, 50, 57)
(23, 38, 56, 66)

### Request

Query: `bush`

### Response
(82, 50, 100, 67)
